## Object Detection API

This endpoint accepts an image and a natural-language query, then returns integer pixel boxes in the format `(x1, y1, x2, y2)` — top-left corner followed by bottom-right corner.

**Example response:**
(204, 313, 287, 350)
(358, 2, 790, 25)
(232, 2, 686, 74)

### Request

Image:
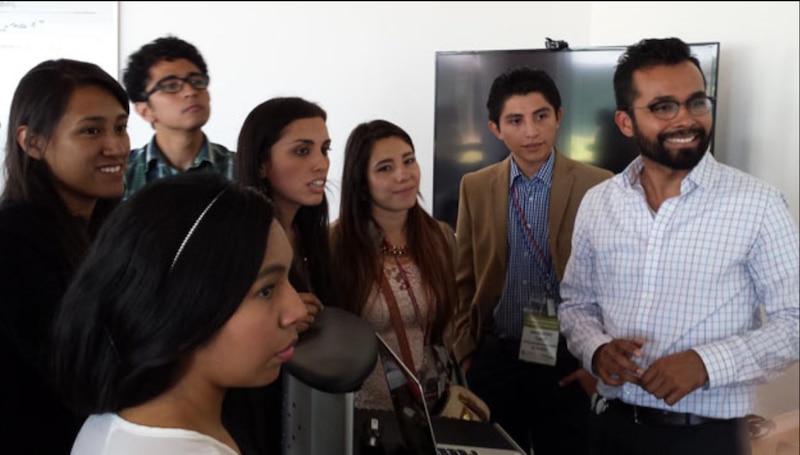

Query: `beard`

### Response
(632, 122, 711, 170)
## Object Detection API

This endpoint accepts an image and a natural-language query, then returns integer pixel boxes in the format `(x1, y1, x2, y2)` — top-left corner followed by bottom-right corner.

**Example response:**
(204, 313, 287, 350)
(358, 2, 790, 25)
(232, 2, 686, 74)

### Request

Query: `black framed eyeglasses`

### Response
(144, 73, 209, 98)
(629, 95, 715, 120)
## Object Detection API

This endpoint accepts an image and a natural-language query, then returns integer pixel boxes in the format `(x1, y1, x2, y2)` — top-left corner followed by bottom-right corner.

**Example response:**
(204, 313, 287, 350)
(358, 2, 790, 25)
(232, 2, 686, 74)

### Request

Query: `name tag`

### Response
(519, 298, 559, 366)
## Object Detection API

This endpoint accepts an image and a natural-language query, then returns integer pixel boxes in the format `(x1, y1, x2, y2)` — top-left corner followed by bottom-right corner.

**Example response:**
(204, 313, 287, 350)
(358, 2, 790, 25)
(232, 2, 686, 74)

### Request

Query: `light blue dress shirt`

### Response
(560, 153, 800, 418)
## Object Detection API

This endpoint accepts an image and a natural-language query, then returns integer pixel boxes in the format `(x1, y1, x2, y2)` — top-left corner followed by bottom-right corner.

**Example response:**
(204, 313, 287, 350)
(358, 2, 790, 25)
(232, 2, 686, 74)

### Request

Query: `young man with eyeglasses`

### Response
(122, 36, 234, 198)
(560, 37, 799, 455)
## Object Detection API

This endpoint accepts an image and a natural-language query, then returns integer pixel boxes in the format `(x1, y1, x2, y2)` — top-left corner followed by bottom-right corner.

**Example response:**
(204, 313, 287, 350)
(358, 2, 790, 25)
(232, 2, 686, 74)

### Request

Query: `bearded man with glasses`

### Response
(122, 36, 235, 198)
(559, 37, 799, 455)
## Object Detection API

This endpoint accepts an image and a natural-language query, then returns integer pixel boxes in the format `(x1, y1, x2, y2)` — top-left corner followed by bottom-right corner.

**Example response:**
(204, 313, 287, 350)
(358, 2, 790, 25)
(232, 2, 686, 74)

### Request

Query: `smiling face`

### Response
(367, 136, 420, 217)
(489, 92, 562, 178)
(23, 85, 129, 217)
(260, 116, 331, 215)
(615, 61, 713, 170)
(135, 58, 210, 133)
(191, 221, 305, 388)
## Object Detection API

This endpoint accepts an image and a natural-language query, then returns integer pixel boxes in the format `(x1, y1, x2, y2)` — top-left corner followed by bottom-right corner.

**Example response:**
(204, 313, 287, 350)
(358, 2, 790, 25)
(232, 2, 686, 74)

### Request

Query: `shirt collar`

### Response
(509, 149, 555, 188)
(145, 134, 212, 169)
(622, 149, 717, 192)
(621, 156, 645, 188)
(684, 151, 717, 190)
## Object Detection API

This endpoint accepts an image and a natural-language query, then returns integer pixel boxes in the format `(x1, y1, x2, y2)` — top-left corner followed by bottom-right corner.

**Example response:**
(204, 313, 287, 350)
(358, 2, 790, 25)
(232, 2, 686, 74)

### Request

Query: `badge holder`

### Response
(519, 297, 559, 366)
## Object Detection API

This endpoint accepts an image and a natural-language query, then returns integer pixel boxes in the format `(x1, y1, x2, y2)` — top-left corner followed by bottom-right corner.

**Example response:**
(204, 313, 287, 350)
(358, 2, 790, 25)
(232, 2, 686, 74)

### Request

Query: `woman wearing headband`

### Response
(51, 172, 306, 454)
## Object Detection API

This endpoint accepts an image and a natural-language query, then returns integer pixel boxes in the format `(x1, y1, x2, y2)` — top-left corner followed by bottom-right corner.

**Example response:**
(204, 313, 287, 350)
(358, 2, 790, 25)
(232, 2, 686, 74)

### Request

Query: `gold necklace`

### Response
(380, 240, 409, 256)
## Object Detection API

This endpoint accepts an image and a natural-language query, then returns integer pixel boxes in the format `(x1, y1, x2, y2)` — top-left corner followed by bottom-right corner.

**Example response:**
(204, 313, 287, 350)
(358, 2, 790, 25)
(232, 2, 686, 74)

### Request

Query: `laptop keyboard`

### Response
(437, 449, 478, 455)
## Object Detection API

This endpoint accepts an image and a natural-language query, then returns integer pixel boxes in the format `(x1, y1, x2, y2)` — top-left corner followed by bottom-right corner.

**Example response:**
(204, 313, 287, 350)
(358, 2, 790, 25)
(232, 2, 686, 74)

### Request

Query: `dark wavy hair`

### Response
(51, 172, 276, 414)
(613, 37, 705, 111)
(236, 96, 338, 308)
(123, 35, 209, 102)
(486, 66, 562, 127)
(2, 59, 129, 266)
(331, 119, 457, 344)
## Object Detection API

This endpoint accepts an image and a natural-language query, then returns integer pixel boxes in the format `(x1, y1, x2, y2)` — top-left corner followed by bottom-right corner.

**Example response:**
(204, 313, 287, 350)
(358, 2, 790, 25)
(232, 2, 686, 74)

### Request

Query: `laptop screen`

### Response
(375, 334, 439, 454)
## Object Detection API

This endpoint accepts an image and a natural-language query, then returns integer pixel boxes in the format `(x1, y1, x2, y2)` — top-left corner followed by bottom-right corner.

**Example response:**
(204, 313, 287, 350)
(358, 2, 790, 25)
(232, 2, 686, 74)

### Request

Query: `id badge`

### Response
(519, 298, 559, 366)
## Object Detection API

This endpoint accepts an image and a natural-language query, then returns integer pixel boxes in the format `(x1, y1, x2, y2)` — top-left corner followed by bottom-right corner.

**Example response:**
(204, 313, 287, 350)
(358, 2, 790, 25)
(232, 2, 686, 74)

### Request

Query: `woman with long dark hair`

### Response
(330, 119, 459, 410)
(225, 96, 338, 453)
(0, 59, 130, 452)
(52, 172, 305, 453)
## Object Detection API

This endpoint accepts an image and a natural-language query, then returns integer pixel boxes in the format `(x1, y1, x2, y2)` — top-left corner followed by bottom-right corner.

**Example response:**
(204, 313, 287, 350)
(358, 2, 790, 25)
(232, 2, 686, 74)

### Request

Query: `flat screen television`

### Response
(432, 42, 720, 228)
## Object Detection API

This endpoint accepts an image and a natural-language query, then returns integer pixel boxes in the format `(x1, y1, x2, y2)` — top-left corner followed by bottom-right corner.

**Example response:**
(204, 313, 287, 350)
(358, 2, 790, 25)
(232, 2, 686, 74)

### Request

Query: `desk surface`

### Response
(353, 409, 518, 455)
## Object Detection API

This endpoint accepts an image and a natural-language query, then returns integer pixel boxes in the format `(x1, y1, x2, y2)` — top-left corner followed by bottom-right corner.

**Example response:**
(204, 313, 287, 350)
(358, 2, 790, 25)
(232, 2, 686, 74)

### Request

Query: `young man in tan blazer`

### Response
(453, 67, 611, 455)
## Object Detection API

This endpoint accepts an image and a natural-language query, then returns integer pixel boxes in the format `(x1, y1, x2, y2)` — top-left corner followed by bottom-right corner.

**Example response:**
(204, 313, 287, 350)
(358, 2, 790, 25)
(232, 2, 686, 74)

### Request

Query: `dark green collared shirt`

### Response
(123, 135, 235, 199)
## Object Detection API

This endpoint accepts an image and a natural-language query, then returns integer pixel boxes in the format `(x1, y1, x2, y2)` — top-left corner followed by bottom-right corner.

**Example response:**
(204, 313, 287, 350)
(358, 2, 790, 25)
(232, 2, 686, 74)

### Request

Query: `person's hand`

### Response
(592, 338, 646, 386)
(296, 292, 323, 333)
(558, 367, 598, 396)
(640, 350, 708, 406)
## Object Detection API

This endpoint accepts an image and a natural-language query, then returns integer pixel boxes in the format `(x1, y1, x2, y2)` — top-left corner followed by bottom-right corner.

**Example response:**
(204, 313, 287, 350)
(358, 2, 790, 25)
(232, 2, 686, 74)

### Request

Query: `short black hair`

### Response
(613, 37, 705, 111)
(486, 66, 562, 126)
(123, 35, 209, 102)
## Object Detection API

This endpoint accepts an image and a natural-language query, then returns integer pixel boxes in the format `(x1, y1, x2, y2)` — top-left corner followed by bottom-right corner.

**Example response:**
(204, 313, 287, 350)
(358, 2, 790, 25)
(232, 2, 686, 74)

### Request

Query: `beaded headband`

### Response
(169, 189, 225, 272)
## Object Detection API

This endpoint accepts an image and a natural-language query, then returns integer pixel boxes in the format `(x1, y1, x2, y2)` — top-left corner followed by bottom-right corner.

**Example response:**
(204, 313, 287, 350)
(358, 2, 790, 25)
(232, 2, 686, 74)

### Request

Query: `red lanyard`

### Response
(385, 251, 431, 346)
(510, 185, 557, 295)
(510, 185, 551, 267)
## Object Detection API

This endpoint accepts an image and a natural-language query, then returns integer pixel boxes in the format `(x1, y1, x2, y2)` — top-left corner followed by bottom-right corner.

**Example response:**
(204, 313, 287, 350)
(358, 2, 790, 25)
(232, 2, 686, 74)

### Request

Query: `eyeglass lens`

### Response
(158, 74, 208, 93)
(651, 97, 712, 119)
(146, 74, 209, 98)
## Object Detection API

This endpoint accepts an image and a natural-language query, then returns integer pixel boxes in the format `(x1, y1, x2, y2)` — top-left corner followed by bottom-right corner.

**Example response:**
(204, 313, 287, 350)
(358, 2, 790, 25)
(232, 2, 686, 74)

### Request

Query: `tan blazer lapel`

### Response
(549, 150, 574, 280)
(491, 158, 511, 272)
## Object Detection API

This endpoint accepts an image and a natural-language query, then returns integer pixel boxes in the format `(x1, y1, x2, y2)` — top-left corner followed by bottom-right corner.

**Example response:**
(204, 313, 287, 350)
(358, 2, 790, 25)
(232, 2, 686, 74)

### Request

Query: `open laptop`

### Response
(375, 333, 525, 455)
